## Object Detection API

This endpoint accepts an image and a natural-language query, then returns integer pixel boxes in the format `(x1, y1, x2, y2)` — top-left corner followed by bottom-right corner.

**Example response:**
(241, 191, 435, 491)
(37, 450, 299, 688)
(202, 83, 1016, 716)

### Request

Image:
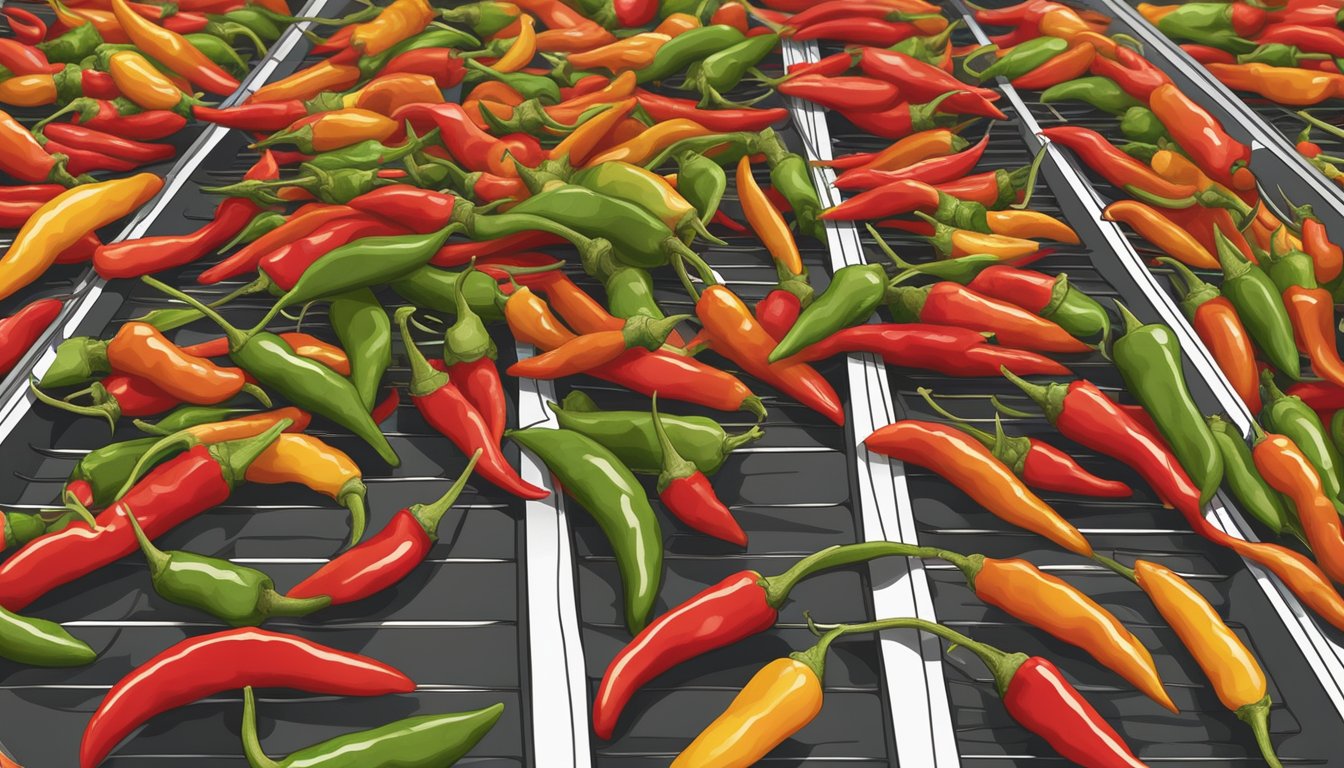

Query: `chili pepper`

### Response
(1207, 62, 1342, 105)
(395, 307, 546, 499)
(681, 31, 780, 107)
(242, 686, 500, 768)
(1292, 205, 1344, 283)
(969, 266, 1110, 342)
(730, 155, 803, 276)
(0, 298, 61, 378)
(38, 20, 102, 63)
(104, 49, 198, 115)
(1269, 258, 1344, 390)
(1041, 75, 1144, 114)
(64, 435, 167, 510)
(255, 108, 397, 154)
(143, 277, 401, 466)
(776, 72, 900, 113)
(106, 0, 236, 95)
(1157, 258, 1261, 412)
(827, 127, 966, 175)
(1041, 125, 1197, 200)
(1, 173, 161, 303)
(256, 217, 404, 289)
(4, 7, 47, 44)
(510, 425, 661, 633)
(1112, 303, 1224, 504)
(395, 102, 534, 176)
(54, 97, 184, 140)
(320, 288, 389, 414)
(966, 37, 1066, 82)
(241, 432, 368, 545)
(793, 321, 1071, 376)
(866, 420, 1092, 553)
(643, 393, 745, 545)
(31, 371, 188, 427)
(437, 279, 505, 441)
(38, 122, 172, 165)
(637, 24, 745, 84)
(569, 159, 718, 245)
(508, 313, 687, 379)
(1009, 40, 1095, 89)
(833, 134, 989, 192)
(857, 45, 1000, 102)
(1207, 415, 1300, 539)
(109, 322, 269, 406)
(889, 281, 1089, 354)
(767, 262, 889, 363)
(1115, 106, 1167, 145)
(1249, 423, 1344, 584)
(1214, 230, 1302, 380)
(1286, 381, 1344, 423)
(1149, 83, 1254, 191)
(1260, 371, 1344, 505)
(250, 59, 361, 104)
(81, 627, 414, 768)
(0, 109, 78, 185)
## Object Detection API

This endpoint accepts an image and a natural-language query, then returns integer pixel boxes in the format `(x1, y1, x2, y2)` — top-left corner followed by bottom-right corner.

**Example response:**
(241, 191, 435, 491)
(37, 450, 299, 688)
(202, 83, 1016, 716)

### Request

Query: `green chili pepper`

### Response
(676, 150, 727, 224)
(464, 58, 562, 104)
(1040, 76, 1144, 115)
(124, 503, 332, 626)
(965, 37, 1068, 81)
(329, 289, 391, 413)
(1214, 229, 1301, 380)
(1261, 234, 1318, 293)
(211, 7, 288, 42)
(443, 264, 497, 365)
(1238, 43, 1330, 67)
(182, 33, 249, 77)
(204, 165, 390, 206)
(2, 508, 58, 552)
(1120, 141, 1162, 163)
(356, 26, 480, 78)
(142, 277, 402, 467)
(38, 23, 103, 63)
(1330, 409, 1344, 476)
(242, 687, 501, 768)
(758, 129, 825, 241)
(768, 263, 889, 362)
(1119, 106, 1168, 144)
(659, 0, 719, 21)
(304, 131, 436, 174)
(0, 601, 96, 667)
(505, 184, 706, 271)
(508, 426, 663, 633)
(439, 1, 518, 36)
(682, 32, 779, 107)
(137, 404, 249, 434)
(569, 161, 722, 245)
(1036, 275, 1110, 343)
(222, 212, 287, 258)
(67, 436, 163, 506)
(548, 390, 762, 475)
(452, 198, 615, 268)
(1112, 302, 1224, 504)
(603, 265, 669, 324)
(1154, 3, 1256, 54)
(1208, 415, 1304, 541)
(391, 267, 507, 322)
(1260, 371, 1344, 503)
(891, 22, 957, 62)
(639, 24, 746, 85)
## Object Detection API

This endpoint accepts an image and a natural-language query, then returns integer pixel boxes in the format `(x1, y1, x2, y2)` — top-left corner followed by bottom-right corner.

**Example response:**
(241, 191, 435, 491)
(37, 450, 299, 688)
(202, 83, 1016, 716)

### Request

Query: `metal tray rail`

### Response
(511, 50, 918, 766)
(806, 5, 1344, 762)
(0, 0, 343, 425)
(0, 11, 535, 767)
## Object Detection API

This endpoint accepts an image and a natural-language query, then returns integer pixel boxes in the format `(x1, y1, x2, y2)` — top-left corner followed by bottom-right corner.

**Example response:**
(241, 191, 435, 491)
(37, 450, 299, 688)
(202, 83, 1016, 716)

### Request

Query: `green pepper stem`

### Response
(761, 541, 939, 608)
(396, 306, 451, 397)
(723, 425, 764, 454)
(240, 687, 283, 768)
(1156, 257, 1211, 302)
(915, 387, 996, 447)
(28, 377, 118, 432)
(257, 588, 330, 618)
(212, 420, 291, 490)
(112, 431, 202, 502)
(122, 503, 171, 580)
(1114, 300, 1144, 337)
(1009, 143, 1047, 210)
(1297, 110, 1344, 143)
(958, 44, 999, 79)
(1214, 228, 1252, 281)
(989, 394, 1037, 419)
(1123, 184, 1197, 209)
(996, 366, 1055, 418)
(652, 392, 697, 491)
(789, 623, 843, 681)
(337, 479, 368, 548)
(1091, 553, 1139, 584)
(1236, 697, 1283, 768)
(410, 449, 482, 540)
(140, 275, 248, 350)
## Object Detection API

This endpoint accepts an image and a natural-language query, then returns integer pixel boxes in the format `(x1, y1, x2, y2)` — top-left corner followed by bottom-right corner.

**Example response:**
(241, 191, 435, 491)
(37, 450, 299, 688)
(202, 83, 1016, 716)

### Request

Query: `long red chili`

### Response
(40, 123, 173, 165)
(198, 203, 355, 284)
(80, 628, 415, 768)
(70, 99, 187, 141)
(2, 8, 47, 45)
(193, 101, 309, 132)
(261, 216, 405, 291)
(1041, 126, 1198, 199)
(834, 133, 990, 191)
(788, 323, 1072, 377)
(0, 298, 61, 376)
(635, 90, 789, 132)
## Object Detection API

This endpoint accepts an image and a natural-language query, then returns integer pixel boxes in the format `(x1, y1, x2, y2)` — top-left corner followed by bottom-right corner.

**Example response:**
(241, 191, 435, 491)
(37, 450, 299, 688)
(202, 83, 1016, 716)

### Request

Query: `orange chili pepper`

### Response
(918, 213, 1041, 259)
(107, 322, 267, 407)
(567, 32, 670, 73)
(551, 96, 636, 166)
(1011, 42, 1095, 89)
(536, 21, 616, 53)
(342, 72, 443, 115)
(529, 272, 624, 334)
(1103, 200, 1220, 269)
(737, 155, 803, 275)
(258, 108, 398, 153)
(503, 284, 577, 349)
(586, 118, 716, 167)
(511, 0, 587, 28)
(48, 0, 127, 43)
(984, 210, 1079, 243)
(865, 420, 1092, 554)
(1158, 258, 1261, 413)
(1284, 286, 1344, 390)
(0, 74, 56, 107)
(246, 433, 369, 546)
(548, 70, 637, 123)
(1207, 63, 1343, 106)
(654, 12, 701, 35)
(1300, 215, 1343, 283)
(110, 0, 238, 96)
(469, 79, 526, 107)
(1254, 429, 1344, 583)
(249, 60, 361, 104)
(844, 128, 964, 174)
(946, 552, 1174, 711)
(108, 50, 190, 112)
(696, 284, 845, 425)
(180, 332, 351, 376)
(494, 13, 536, 73)
(350, 0, 433, 56)
(1136, 2, 1179, 24)
(595, 116, 651, 154)
(506, 313, 688, 379)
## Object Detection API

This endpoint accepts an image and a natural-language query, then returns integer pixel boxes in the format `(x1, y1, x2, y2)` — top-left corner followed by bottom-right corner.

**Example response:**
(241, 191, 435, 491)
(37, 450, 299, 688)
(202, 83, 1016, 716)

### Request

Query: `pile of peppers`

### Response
(0, 0, 1341, 765)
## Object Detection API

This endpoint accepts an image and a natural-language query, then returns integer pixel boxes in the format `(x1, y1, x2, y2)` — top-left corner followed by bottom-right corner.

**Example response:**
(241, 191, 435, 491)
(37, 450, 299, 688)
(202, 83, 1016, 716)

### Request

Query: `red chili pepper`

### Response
(95, 152, 277, 279)
(650, 394, 746, 545)
(79, 69, 121, 100)
(394, 102, 536, 175)
(1148, 83, 1253, 191)
(311, 24, 356, 55)
(856, 46, 1000, 104)
(821, 177, 942, 221)
(0, 38, 53, 76)
(834, 133, 990, 191)
(613, 0, 657, 27)
(42, 139, 143, 175)
(633, 91, 789, 132)
(792, 18, 929, 47)
(41, 122, 174, 165)
(710, 0, 749, 31)
(397, 308, 548, 499)
(2, 8, 47, 45)
(70, 99, 187, 141)
(1258, 24, 1344, 57)
(1089, 44, 1173, 101)
(81, 628, 415, 768)
(892, 282, 1091, 354)
(755, 289, 802, 341)
(777, 74, 901, 112)
(788, 324, 1072, 376)
(784, 50, 855, 79)
(193, 101, 309, 132)
(0, 298, 61, 376)
(198, 203, 355, 284)
(1180, 43, 1238, 65)
(382, 47, 467, 88)
(346, 184, 458, 233)
(1266, 3, 1344, 26)
(1288, 380, 1344, 421)
(1041, 125, 1199, 199)
(432, 231, 564, 267)
(1300, 215, 1343, 283)
(261, 216, 404, 291)
(287, 454, 479, 605)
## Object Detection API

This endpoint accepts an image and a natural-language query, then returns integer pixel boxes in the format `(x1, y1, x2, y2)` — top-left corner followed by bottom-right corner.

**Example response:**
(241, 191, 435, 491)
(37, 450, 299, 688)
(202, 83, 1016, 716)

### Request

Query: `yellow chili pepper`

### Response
(110, 0, 238, 96)
(548, 70, 637, 123)
(551, 96, 637, 167)
(586, 118, 716, 167)
(168, 407, 309, 445)
(916, 211, 1040, 259)
(341, 72, 444, 115)
(0, 173, 164, 302)
(0, 74, 56, 108)
(258, 108, 398, 154)
(567, 32, 670, 73)
(984, 210, 1080, 244)
(845, 128, 964, 173)
(350, 0, 434, 56)
(672, 652, 824, 768)
(108, 50, 189, 112)
(250, 60, 361, 104)
(245, 433, 369, 546)
(654, 12, 701, 35)
(1137, 2, 1182, 25)
(494, 13, 536, 73)
(737, 155, 803, 275)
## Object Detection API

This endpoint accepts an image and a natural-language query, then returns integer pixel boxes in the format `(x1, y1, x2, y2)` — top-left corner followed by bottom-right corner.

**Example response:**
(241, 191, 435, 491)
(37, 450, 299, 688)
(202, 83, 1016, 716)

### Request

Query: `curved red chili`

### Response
(0, 298, 62, 376)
